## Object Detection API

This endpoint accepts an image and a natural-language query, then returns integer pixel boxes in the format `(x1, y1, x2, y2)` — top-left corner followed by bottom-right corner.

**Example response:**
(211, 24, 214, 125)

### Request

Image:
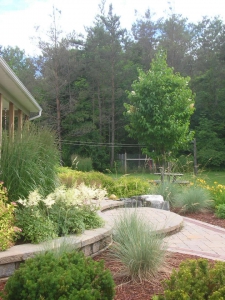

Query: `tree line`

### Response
(1, 3, 225, 171)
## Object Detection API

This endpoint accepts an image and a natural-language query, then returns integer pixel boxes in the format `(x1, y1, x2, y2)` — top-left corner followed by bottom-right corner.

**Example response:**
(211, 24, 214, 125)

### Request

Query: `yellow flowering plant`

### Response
(209, 182, 225, 206)
(194, 178, 225, 207)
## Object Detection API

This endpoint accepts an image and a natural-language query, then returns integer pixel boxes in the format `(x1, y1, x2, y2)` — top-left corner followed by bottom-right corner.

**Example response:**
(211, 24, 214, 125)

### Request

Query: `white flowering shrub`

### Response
(14, 184, 106, 244)
(18, 184, 107, 208)
(17, 190, 42, 207)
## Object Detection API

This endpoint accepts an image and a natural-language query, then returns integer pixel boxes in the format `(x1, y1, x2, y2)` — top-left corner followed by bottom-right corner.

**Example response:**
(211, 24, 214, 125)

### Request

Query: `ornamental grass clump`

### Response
(173, 185, 213, 213)
(152, 182, 181, 208)
(110, 209, 168, 281)
(0, 123, 59, 201)
(1, 250, 115, 300)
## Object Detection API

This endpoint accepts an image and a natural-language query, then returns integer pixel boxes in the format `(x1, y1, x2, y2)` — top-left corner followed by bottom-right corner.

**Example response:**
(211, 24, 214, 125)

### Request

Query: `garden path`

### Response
(166, 217, 225, 261)
(101, 200, 225, 261)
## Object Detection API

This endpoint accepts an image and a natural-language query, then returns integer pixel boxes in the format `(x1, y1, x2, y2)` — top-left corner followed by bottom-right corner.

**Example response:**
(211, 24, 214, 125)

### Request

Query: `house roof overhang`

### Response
(0, 57, 42, 118)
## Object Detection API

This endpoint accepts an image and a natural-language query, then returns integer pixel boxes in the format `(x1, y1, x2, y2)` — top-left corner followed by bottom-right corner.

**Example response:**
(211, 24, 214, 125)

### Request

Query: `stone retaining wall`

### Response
(0, 201, 123, 279)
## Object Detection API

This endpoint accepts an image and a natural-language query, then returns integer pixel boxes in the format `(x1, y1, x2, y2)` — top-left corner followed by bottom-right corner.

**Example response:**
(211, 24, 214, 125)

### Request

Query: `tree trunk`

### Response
(110, 58, 115, 168)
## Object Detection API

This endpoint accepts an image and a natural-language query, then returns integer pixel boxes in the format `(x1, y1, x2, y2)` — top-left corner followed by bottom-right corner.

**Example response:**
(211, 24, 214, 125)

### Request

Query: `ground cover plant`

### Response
(1, 249, 115, 300)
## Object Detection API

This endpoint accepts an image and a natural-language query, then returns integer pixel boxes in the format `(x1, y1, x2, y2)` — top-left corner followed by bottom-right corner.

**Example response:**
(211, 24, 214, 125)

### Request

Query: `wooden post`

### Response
(9, 102, 14, 139)
(17, 109, 23, 134)
(194, 138, 198, 175)
(124, 152, 127, 174)
(159, 167, 164, 183)
(0, 94, 2, 148)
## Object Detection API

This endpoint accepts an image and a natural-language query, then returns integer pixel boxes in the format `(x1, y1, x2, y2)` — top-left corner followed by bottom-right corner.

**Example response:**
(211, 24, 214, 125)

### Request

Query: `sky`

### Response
(1, 0, 225, 56)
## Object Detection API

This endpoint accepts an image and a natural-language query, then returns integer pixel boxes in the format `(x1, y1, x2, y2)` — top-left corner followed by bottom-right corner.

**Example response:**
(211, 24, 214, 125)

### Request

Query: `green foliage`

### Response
(195, 117, 225, 169)
(208, 182, 225, 207)
(0, 182, 9, 203)
(154, 259, 225, 300)
(0, 183, 21, 251)
(14, 186, 105, 244)
(71, 154, 93, 172)
(2, 250, 115, 300)
(174, 186, 212, 213)
(171, 154, 194, 174)
(58, 168, 115, 191)
(1, 123, 60, 201)
(124, 50, 195, 160)
(49, 203, 103, 236)
(215, 204, 225, 219)
(58, 168, 150, 198)
(15, 206, 57, 244)
(48, 202, 85, 236)
(110, 209, 167, 281)
(109, 175, 150, 198)
(79, 205, 104, 230)
(0, 200, 19, 251)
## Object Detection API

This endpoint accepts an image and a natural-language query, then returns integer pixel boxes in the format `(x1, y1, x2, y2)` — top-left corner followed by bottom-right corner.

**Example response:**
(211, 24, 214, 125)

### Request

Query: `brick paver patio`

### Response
(166, 217, 225, 261)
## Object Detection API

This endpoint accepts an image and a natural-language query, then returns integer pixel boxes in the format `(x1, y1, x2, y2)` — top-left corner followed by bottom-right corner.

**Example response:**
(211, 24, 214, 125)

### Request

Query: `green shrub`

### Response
(153, 259, 225, 300)
(173, 186, 212, 213)
(210, 183, 225, 207)
(15, 206, 57, 244)
(2, 250, 115, 300)
(0, 201, 19, 251)
(110, 176, 150, 198)
(48, 202, 86, 236)
(0, 183, 20, 251)
(1, 123, 59, 201)
(79, 205, 104, 230)
(71, 154, 93, 172)
(49, 203, 104, 237)
(58, 168, 114, 190)
(215, 204, 225, 219)
(0, 182, 9, 203)
(58, 169, 150, 198)
(152, 182, 181, 207)
(110, 209, 167, 281)
(15, 186, 105, 243)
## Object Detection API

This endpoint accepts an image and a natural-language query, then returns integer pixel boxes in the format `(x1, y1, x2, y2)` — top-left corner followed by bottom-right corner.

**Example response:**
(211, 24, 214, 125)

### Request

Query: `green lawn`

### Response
(196, 171, 225, 186)
(108, 171, 225, 186)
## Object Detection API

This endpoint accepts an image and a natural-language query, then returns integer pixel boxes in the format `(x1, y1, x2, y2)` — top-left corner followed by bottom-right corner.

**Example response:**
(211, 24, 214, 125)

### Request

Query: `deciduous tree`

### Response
(124, 51, 195, 163)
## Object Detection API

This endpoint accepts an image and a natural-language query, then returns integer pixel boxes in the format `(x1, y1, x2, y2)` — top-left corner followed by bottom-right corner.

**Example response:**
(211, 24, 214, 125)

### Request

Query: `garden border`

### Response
(0, 200, 183, 279)
(0, 200, 124, 279)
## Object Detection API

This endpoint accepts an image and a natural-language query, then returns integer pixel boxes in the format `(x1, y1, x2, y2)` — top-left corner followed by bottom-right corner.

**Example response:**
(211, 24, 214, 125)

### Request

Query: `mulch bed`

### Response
(93, 250, 215, 300)
(1, 210, 225, 300)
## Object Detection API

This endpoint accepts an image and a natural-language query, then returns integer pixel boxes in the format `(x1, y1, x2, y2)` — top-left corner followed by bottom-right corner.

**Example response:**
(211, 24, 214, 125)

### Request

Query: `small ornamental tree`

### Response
(124, 51, 195, 163)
